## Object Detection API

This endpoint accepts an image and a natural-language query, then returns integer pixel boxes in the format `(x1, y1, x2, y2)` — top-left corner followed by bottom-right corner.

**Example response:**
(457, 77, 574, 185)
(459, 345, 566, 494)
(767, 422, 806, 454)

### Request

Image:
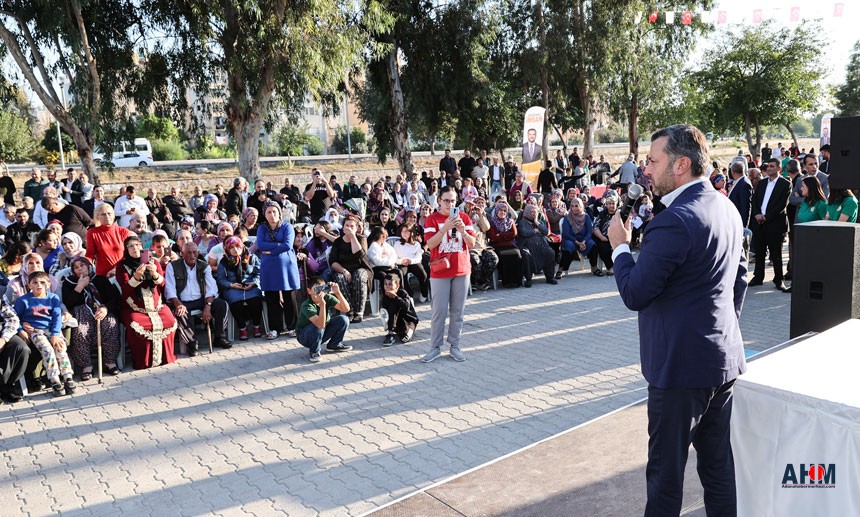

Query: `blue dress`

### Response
(256, 223, 300, 291)
(561, 214, 595, 257)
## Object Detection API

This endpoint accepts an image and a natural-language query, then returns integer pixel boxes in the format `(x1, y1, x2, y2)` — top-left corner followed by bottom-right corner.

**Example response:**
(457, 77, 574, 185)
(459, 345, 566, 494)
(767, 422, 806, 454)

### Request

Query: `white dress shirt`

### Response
(760, 176, 778, 215)
(114, 195, 150, 228)
(165, 260, 219, 302)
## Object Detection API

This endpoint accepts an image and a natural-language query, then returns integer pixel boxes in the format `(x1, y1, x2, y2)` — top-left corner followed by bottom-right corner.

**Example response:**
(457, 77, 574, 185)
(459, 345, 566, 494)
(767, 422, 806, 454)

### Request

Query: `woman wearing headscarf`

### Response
(205, 222, 236, 271)
(116, 235, 177, 369)
(256, 201, 300, 339)
(216, 236, 264, 340)
(322, 207, 343, 234)
(509, 189, 525, 212)
(240, 207, 260, 237)
(516, 204, 558, 287)
(50, 232, 86, 275)
(487, 201, 522, 288)
(557, 197, 595, 278)
(591, 194, 619, 276)
(194, 193, 226, 224)
(62, 257, 121, 379)
(366, 186, 391, 226)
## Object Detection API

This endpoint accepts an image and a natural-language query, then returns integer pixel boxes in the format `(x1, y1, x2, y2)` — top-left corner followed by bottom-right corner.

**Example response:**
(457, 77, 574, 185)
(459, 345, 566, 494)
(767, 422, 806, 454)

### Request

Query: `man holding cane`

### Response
(607, 125, 747, 516)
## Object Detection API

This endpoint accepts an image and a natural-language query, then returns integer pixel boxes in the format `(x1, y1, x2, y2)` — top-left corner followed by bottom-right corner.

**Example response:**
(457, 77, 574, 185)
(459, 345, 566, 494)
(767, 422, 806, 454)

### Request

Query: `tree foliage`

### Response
(274, 124, 322, 156)
(0, 0, 160, 183)
(148, 0, 393, 180)
(689, 21, 823, 156)
(0, 111, 36, 161)
(835, 40, 860, 116)
(332, 126, 369, 154)
(136, 114, 180, 142)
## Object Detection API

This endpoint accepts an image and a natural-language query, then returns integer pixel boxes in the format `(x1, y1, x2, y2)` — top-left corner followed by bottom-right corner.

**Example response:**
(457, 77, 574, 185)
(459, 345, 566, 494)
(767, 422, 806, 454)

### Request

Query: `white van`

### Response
(93, 138, 154, 167)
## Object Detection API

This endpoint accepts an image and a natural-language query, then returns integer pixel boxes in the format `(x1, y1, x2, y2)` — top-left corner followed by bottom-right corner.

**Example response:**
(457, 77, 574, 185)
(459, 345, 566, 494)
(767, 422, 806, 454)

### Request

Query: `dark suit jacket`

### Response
(225, 187, 245, 217)
(522, 142, 541, 164)
(728, 177, 752, 228)
(751, 175, 791, 233)
(82, 199, 113, 219)
(614, 180, 747, 389)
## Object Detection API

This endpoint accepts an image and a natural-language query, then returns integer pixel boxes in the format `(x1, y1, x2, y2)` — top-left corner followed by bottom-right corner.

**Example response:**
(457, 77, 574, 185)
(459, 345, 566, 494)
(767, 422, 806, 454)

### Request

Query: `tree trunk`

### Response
(538, 0, 549, 164)
(743, 112, 754, 157)
(429, 134, 436, 156)
(70, 128, 99, 185)
(234, 117, 264, 182)
(581, 91, 596, 159)
(628, 94, 639, 159)
(753, 115, 762, 159)
(385, 47, 413, 177)
(785, 123, 799, 150)
(553, 124, 567, 155)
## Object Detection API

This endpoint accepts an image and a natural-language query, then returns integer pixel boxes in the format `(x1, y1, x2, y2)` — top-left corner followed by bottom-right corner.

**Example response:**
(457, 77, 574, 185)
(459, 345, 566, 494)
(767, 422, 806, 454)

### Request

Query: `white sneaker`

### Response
(266, 330, 278, 340)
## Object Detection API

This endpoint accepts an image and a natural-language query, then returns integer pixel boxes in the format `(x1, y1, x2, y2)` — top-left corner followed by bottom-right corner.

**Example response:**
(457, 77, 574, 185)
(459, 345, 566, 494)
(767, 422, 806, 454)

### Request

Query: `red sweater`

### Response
(86, 225, 132, 276)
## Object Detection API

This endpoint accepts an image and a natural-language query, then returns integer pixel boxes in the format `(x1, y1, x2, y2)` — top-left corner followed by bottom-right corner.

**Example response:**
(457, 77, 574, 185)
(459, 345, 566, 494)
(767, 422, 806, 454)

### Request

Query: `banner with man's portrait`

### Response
(521, 106, 545, 185)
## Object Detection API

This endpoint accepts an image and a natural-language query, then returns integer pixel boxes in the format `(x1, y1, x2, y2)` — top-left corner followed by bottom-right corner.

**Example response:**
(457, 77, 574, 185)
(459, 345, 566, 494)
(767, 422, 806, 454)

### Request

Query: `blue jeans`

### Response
(297, 314, 350, 355)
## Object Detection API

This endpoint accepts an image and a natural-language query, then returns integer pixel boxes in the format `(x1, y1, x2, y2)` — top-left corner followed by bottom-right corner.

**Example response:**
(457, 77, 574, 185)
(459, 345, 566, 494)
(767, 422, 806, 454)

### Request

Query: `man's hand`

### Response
(22, 322, 35, 334)
(174, 302, 187, 317)
(201, 304, 212, 324)
(608, 211, 632, 250)
(755, 214, 766, 223)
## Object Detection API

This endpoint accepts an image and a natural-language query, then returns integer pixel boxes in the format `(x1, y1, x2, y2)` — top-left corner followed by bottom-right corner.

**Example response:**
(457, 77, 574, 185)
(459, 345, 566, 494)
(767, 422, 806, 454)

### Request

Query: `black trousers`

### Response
(173, 298, 229, 345)
(0, 336, 30, 394)
(645, 380, 737, 517)
(229, 297, 264, 327)
(591, 241, 614, 269)
(752, 225, 785, 283)
(265, 290, 297, 332)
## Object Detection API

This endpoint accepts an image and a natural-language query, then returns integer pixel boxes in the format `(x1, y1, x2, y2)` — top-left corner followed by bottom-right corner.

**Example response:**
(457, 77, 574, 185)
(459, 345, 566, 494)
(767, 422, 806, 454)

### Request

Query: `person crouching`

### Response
(379, 273, 419, 347)
(296, 276, 352, 363)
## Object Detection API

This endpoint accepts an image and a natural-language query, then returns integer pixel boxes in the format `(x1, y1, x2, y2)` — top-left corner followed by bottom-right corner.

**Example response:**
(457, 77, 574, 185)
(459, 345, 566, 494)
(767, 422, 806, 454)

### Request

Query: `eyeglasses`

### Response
(440, 198, 457, 204)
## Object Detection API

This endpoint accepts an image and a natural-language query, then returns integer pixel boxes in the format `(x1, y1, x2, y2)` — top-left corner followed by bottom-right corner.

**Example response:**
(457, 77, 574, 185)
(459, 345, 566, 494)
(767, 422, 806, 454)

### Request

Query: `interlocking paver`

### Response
(1, 252, 791, 515)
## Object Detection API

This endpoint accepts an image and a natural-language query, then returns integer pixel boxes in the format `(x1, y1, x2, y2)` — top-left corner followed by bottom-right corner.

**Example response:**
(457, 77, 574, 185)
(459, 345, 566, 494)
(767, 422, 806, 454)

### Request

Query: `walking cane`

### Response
(206, 320, 213, 354)
(96, 316, 103, 384)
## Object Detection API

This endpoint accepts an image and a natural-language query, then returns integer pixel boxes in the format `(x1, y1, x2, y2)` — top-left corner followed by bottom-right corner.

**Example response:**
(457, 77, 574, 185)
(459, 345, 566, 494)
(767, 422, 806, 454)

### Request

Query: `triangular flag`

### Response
(834, 3, 844, 17)
(717, 10, 727, 24)
(648, 11, 658, 23)
(635, 11, 643, 24)
(682, 10, 693, 25)
(790, 6, 800, 22)
(665, 11, 675, 24)
(752, 9, 763, 24)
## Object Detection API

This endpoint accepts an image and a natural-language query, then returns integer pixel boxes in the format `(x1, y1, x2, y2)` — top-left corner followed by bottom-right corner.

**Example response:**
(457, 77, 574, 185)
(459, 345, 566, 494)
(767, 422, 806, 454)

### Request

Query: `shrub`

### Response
(152, 139, 188, 161)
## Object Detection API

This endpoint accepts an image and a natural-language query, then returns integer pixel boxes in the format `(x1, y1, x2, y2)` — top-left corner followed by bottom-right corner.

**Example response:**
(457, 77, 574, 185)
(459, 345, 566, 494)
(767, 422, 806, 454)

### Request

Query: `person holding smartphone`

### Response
(421, 186, 476, 363)
(295, 276, 352, 363)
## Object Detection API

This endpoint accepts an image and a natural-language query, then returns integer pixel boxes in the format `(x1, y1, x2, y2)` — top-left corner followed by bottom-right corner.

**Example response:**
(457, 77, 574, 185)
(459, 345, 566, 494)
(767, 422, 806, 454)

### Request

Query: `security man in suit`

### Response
(609, 124, 747, 516)
(750, 157, 791, 291)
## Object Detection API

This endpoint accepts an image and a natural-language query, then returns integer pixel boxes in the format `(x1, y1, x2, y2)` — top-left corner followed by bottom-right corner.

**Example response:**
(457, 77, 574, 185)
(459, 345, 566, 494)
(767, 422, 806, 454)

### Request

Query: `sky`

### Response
(706, 0, 856, 92)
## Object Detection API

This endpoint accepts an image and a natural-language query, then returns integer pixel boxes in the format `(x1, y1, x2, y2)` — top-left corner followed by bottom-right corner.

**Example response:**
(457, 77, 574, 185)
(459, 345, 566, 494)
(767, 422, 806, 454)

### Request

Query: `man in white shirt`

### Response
(33, 186, 67, 228)
(0, 204, 15, 229)
(113, 185, 151, 228)
(165, 242, 232, 356)
(488, 156, 504, 199)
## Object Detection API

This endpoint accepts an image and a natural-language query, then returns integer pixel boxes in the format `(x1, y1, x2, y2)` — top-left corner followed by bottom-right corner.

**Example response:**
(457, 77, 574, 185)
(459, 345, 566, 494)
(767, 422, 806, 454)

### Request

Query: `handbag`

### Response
(429, 253, 452, 274)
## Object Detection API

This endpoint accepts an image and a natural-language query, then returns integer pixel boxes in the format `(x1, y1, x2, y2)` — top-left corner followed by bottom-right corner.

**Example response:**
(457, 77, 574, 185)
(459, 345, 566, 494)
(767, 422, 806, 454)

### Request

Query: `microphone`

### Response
(620, 183, 643, 223)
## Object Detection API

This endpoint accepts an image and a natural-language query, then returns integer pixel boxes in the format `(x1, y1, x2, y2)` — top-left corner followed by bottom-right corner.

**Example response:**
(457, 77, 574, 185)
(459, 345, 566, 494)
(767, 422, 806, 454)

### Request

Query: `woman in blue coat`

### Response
(256, 201, 300, 339)
(216, 236, 264, 340)
(557, 197, 595, 278)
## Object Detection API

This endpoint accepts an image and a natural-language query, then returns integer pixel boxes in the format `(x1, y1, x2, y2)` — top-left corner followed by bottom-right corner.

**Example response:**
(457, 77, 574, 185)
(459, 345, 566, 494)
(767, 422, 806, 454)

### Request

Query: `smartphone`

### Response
(450, 206, 460, 219)
(140, 250, 150, 263)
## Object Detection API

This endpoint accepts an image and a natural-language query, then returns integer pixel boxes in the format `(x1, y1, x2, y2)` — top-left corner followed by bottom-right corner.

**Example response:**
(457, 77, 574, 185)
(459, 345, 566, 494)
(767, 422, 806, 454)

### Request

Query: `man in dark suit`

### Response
(522, 128, 541, 163)
(608, 125, 747, 516)
(750, 157, 791, 291)
(225, 177, 246, 217)
(727, 161, 752, 228)
(439, 149, 457, 177)
(503, 156, 519, 192)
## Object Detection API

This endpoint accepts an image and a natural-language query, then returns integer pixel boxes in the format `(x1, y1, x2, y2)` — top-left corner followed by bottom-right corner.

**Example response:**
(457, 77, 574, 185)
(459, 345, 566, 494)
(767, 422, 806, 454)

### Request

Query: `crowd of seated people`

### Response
(0, 146, 843, 402)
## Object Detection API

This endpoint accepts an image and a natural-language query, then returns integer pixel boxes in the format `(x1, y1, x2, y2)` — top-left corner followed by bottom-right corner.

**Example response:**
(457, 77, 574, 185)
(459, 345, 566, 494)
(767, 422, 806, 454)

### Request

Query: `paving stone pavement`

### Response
(0, 253, 791, 516)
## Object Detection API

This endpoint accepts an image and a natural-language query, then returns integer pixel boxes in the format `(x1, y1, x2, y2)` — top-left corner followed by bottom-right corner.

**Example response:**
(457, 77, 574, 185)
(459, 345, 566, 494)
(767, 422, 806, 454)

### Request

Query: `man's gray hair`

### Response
(730, 161, 746, 177)
(651, 124, 709, 178)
